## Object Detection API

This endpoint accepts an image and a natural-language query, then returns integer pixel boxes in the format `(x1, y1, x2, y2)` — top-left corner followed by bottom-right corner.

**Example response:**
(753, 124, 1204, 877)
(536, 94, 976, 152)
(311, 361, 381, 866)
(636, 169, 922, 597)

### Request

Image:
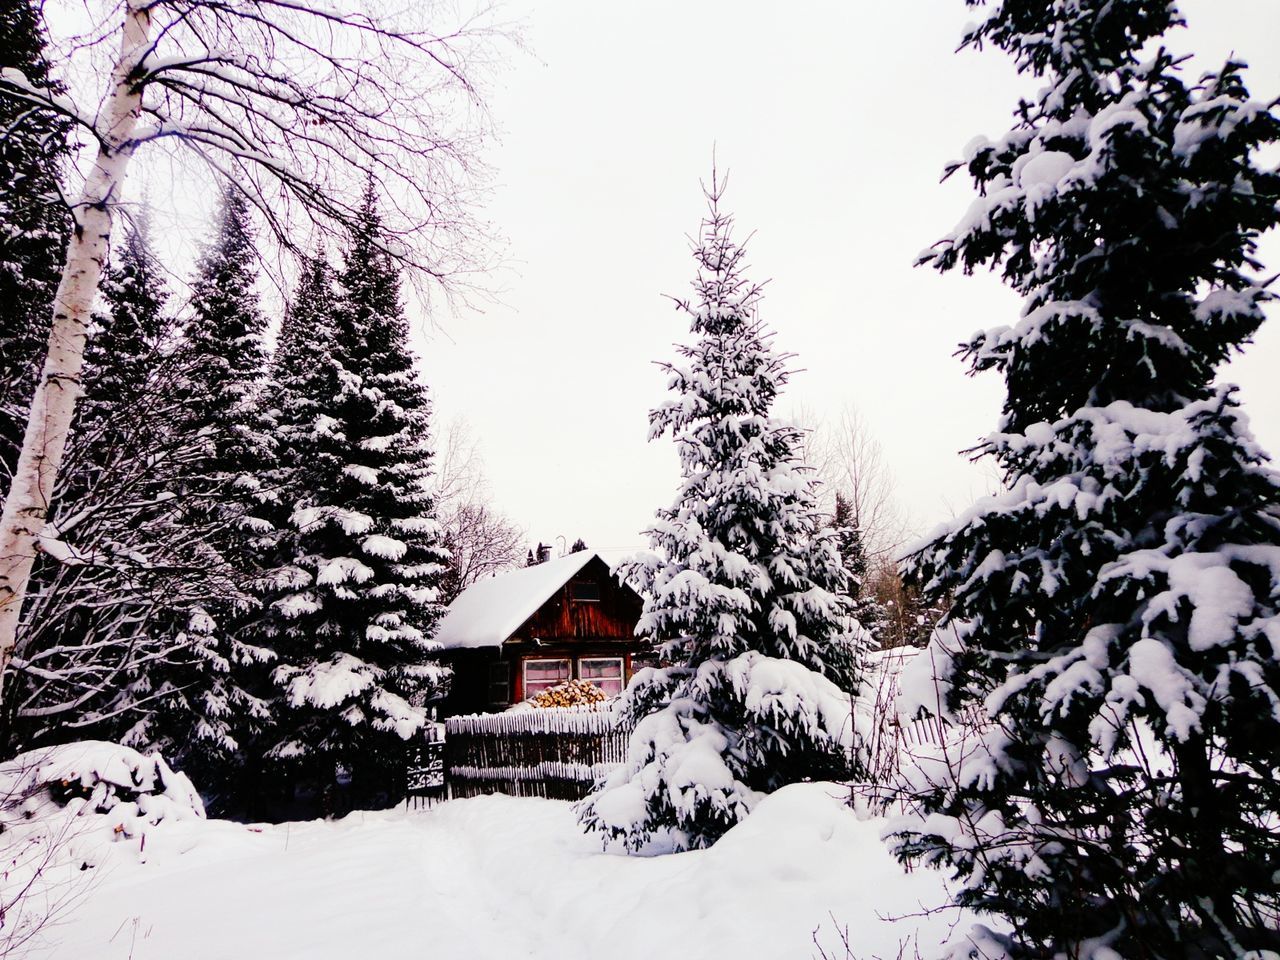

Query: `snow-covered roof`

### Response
(434, 550, 604, 650)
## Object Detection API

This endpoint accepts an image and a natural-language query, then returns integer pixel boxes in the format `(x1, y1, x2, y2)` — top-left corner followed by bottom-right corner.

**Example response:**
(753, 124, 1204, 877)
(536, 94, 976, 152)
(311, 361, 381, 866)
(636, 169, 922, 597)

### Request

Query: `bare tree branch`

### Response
(796, 402, 911, 562)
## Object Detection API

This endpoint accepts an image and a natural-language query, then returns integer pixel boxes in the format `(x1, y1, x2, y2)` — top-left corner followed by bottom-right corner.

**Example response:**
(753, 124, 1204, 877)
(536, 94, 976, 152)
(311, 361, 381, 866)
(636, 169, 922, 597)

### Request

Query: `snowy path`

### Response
(33, 784, 963, 960)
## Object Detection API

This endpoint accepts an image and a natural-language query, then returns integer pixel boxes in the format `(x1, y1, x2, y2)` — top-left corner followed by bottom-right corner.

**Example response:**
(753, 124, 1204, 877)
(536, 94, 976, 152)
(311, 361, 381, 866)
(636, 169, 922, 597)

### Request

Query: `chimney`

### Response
(536, 543, 552, 565)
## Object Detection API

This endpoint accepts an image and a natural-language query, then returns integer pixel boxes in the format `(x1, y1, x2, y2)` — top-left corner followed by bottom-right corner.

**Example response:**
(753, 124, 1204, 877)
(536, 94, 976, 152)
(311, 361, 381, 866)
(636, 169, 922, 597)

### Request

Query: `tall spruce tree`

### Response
(158, 186, 277, 787)
(889, 4, 1280, 958)
(178, 184, 276, 507)
(79, 217, 170, 450)
(0, 0, 71, 487)
(262, 191, 449, 806)
(577, 179, 873, 852)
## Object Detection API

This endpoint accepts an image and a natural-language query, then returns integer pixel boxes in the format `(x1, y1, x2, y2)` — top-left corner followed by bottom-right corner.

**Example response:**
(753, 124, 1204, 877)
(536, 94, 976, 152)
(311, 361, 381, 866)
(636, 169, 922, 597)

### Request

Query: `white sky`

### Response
(415, 0, 1280, 564)
(46, 1, 1277, 566)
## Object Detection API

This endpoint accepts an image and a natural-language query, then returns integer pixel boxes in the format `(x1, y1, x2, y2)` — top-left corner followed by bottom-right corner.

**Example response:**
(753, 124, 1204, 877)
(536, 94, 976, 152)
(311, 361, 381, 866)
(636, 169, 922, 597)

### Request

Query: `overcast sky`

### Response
(412, 0, 1280, 565)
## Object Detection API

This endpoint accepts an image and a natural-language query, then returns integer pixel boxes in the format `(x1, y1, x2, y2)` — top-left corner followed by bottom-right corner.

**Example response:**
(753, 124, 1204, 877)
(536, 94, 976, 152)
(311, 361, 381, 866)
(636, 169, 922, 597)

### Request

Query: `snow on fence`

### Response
(445, 706, 622, 738)
(858, 645, 990, 820)
(433, 650, 980, 807)
(444, 707, 632, 801)
(861, 646, 967, 783)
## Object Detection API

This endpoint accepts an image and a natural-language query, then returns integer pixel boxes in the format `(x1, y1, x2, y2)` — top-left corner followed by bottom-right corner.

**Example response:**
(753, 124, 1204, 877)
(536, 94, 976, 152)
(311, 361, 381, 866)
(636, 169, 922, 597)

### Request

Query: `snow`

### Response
(1015, 149, 1076, 191)
(0, 742, 205, 828)
(291, 505, 375, 536)
(0, 743, 206, 950)
(361, 533, 408, 560)
(1087, 98, 1150, 149)
(315, 556, 375, 585)
(342, 464, 379, 485)
(278, 653, 375, 710)
(17, 783, 971, 960)
(434, 550, 601, 649)
(1119, 638, 1205, 741)
(1173, 92, 1267, 158)
(1156, 552, 1257, 652)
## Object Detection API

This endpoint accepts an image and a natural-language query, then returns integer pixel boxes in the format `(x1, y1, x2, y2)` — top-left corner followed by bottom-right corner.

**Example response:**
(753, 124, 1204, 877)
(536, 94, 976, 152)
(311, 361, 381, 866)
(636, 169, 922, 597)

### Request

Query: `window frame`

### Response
(488, 660, 510, 706)
(522, 657, 572, 700)
(569, 579, 601, 603)
(577, 656, 625, 698)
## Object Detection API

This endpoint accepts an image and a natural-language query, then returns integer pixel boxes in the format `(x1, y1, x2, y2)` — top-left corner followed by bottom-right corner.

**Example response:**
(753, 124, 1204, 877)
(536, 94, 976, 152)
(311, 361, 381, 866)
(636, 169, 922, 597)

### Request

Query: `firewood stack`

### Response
(531, 679, 607, 709)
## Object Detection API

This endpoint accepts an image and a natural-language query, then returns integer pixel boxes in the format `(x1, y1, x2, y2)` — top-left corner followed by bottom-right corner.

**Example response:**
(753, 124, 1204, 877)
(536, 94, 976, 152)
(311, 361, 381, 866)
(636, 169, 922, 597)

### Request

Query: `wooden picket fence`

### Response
(443, 707, 632, 801)
(422, 649, 976, 807)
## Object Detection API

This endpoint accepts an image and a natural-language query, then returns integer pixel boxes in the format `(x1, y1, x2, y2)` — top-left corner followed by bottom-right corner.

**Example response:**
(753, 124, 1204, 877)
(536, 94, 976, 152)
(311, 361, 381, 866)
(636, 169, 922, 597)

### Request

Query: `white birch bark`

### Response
(0, 4, 152, 709)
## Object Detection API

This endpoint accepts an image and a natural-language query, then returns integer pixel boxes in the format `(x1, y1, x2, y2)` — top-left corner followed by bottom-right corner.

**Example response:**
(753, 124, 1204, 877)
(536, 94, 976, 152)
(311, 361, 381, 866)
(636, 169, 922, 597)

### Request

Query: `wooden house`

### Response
(433, 551, 649, 715)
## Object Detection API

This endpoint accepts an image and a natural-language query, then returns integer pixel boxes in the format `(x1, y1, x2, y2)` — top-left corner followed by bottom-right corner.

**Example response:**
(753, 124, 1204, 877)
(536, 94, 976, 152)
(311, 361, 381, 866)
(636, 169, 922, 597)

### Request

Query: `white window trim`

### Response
(523, 657, 571, 698)
(577, 656, 625, 695)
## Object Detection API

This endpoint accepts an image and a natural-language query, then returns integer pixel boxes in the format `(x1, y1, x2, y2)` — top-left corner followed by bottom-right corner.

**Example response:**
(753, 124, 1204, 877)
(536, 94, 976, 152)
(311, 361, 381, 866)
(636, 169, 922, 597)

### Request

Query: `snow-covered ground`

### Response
(19, 782, 965, 960)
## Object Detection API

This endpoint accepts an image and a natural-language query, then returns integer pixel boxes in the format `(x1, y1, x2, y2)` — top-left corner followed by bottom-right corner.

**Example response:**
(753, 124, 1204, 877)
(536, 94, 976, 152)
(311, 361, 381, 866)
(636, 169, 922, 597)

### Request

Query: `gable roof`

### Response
(433, 550, 603, 650)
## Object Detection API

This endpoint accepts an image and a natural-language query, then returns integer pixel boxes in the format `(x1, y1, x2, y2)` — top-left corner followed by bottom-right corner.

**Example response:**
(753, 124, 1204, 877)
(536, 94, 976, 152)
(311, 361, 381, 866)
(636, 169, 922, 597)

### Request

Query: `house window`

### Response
(523, 658, 571, 699)
(578, 657, 624, 697)
(488, 661, 510, 705)
(570, 580, 600, 602)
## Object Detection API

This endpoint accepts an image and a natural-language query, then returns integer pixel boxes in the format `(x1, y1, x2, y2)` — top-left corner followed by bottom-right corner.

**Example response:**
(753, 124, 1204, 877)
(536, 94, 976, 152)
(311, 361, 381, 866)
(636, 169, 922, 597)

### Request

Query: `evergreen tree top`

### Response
(341, 183, 412, 371)
(830, 492, 868, 582)
(88, 216, 168, 388)
(179, 184, 272, 434)
(187, 185, 267, 355)
(623, 178, 864, 686)
(683, 187, 763, 336)
(276, 255, 337, 386)
(962, 0, 1183, 89)
(926, 3, 1280, 427)
(654, 183, 793, 467)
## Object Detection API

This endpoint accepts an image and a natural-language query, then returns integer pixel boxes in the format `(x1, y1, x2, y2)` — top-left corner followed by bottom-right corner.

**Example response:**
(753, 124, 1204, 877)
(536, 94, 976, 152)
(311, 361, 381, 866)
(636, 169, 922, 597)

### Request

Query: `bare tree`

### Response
(0, 0, 502, 710)
(431, 416, 524, 604)
(439, 501, 526, 604)
(798, 404, 909, 563)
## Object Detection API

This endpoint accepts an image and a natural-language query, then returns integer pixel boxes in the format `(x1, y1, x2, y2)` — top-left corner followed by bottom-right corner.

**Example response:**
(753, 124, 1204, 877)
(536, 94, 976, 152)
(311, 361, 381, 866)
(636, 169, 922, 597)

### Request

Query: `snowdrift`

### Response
(3, 776, 967, 960)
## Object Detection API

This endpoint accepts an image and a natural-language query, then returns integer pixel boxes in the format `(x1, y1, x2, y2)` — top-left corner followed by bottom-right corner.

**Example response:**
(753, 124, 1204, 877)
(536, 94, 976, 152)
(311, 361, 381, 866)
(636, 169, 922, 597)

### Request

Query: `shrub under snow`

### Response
(0, 741, 205, 953)
(1, 740, 204, 840)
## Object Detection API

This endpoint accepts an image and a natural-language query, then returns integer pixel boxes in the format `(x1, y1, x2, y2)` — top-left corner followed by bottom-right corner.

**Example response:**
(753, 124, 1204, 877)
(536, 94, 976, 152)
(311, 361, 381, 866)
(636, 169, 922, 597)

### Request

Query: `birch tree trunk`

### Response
(0, 5, 151, 710)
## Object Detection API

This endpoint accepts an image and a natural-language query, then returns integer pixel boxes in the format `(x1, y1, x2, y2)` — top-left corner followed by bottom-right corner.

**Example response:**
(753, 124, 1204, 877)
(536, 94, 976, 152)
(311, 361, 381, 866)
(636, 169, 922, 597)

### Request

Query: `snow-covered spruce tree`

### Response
(578, 180, 873, 852)
(261, 190, 449, 807)
(177, 184, 276, 507)
(77, 217, 170, 458)
(0, 0, 70, 485)
(888, 4, 1280, 958)
(154, 186, 277, 788)
(830, 490, 887, 647)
